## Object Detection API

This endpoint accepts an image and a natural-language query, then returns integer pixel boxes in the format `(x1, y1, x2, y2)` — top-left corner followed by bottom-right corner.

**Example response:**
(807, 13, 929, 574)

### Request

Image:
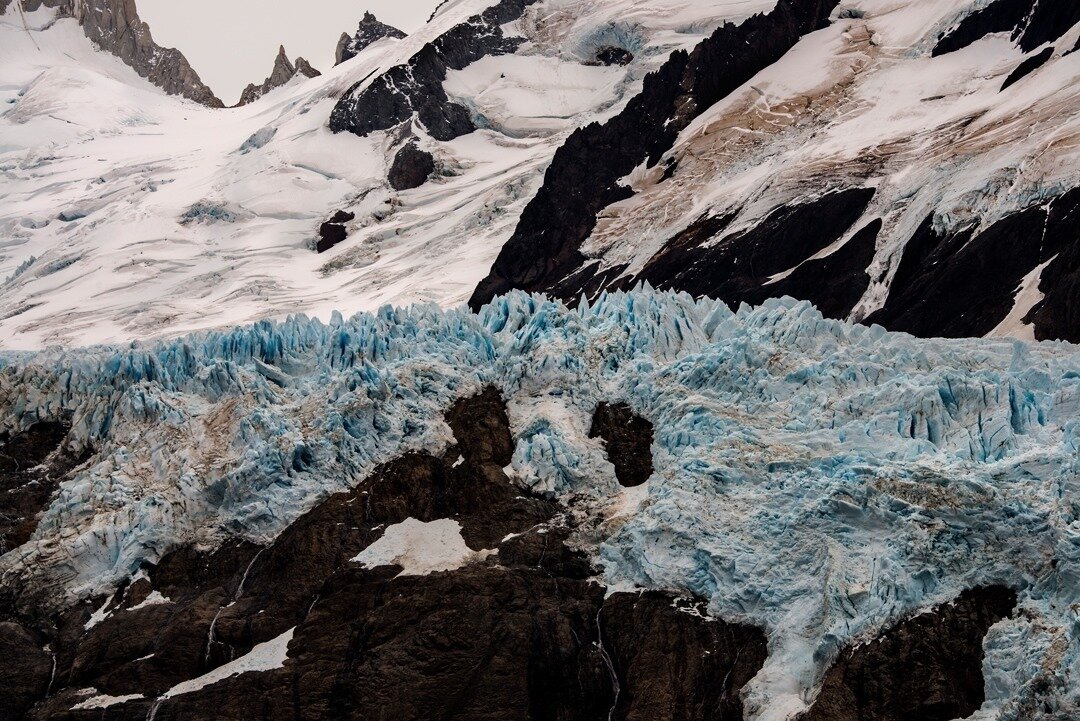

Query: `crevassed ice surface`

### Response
(1, 289, 1078, 719)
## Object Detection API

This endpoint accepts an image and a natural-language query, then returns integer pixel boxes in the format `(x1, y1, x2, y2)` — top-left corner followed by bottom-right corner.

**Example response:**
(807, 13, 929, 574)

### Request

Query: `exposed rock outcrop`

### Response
(932, 0, 1080, 56)
(802, 586, 1018, 721)
(236, 45, 320, 107)
(316, 210, 355, 253)
(10, 0, 222, 107)
(469, 0, 843, 309)
(633, 188, 877, 316)
(329, 0, 539, 141)
(334, 11, 406, 66)
(388, 142, 436, 191)
(866, 187, 1080, 342)
(589, 403, 654, 488)
(0, 421, 86, 554)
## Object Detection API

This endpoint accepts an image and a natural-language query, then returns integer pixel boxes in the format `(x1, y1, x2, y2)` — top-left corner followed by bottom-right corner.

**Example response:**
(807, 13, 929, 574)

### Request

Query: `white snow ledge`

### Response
(352, 518, 495, 576)
(162, 627, 295, 698)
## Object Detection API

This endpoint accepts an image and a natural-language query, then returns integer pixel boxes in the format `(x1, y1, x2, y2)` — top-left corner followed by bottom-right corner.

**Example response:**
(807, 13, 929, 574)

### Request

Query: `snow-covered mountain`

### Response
(4, 0, 1074, 349)
(2, 1, 1080, 720)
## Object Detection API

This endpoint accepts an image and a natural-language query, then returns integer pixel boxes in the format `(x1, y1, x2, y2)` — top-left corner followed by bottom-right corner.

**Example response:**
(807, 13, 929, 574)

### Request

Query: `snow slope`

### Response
(583, 0, 1080, 325)
(1, 288, 1078, 718)
(0, 0, 763, 349)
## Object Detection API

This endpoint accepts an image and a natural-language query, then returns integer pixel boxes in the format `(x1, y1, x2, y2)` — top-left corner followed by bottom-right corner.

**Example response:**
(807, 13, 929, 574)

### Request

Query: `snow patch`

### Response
(352, 518, 494, 576)
(162, 627, 295, 698)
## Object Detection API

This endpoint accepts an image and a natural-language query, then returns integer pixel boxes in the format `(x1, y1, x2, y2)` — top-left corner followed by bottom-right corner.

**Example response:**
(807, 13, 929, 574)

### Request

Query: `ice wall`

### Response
(1, 289, 1078, 719)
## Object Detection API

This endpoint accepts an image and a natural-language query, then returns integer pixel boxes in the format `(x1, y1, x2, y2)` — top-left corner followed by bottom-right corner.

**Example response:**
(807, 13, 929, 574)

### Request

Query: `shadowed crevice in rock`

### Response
(801, 585, 1018, 721)
(589, 403, 655, 488)
(469, 0, 843, 309)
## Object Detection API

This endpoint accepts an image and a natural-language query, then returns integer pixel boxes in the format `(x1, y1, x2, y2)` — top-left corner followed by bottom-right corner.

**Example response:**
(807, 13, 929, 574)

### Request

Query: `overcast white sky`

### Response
(139, 1, 441, 105)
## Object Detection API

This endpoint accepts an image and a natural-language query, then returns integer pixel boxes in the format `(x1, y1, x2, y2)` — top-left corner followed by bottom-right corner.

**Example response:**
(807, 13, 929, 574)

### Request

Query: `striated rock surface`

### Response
(236, 45, 320, 107)
(334, 11, 405, 66)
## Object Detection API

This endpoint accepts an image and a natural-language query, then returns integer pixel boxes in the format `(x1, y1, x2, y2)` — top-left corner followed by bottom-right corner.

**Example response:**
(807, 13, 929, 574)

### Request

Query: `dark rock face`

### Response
(1000, 45, 1055, 89)
(932, 0, 1032, 56)
(0, 621, 53, 721)
(801, 586, 1017, 721)
(16, 0, 222, 107)
(335, 12, 406, 66)
(329, 0, 539, 141)
(589, 403, 655, 488)
(316, 210, 355, 253)
(932, 0, 1080, 56)
(388, 142, 436, 191)
(595, 46, 634, 66)
(866, 188, 1080, 342)
(634, 188, 876, 311)
(1015, 0, 1080, 52)
(0, 421, 83, 554)
(10, 388, 770, 721)
(469, 0, 843, 310)
(237, 46, 321, 107)
(744, 218, 881, 321)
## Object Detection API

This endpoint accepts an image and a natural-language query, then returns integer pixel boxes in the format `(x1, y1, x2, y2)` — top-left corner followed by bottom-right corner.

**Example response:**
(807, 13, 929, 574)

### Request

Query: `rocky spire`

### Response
(334, 11, 406, 66)
(236, 45, 321, 107)
(5, 0, 223, 107)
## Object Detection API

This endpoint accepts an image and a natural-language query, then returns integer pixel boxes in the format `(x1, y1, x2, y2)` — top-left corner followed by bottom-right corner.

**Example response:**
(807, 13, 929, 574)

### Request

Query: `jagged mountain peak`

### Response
(335, 10, 406, 65)
(235, 44, 321, 107)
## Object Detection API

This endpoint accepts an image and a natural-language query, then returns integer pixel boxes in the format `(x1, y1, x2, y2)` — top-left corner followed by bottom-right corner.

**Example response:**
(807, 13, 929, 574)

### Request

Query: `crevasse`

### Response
(1, 289, 1078, 719)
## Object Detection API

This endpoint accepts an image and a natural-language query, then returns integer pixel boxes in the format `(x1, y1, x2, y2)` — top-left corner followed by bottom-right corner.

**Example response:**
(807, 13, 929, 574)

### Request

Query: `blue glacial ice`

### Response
(1, 289, 1078, 719)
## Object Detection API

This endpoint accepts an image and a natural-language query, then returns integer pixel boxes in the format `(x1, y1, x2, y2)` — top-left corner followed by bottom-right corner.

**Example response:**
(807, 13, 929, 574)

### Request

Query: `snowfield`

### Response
(0, 0, 759, 349)
(1, 288, 1078, 718)
(8, 1, 1071, 348)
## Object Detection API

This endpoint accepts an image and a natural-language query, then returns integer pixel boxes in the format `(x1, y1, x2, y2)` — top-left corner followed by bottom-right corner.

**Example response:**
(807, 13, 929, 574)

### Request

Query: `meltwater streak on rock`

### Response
(0, 289, 1079, 718)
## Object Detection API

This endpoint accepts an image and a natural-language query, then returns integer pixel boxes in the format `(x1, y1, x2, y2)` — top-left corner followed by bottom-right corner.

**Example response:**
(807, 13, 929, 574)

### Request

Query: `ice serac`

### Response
(236, 45, 321, 107)
(469, 0, 843, 308)
(0, 289, 1078, 718)
(11, 0, 222, 107)
(334, 11, 406, 66)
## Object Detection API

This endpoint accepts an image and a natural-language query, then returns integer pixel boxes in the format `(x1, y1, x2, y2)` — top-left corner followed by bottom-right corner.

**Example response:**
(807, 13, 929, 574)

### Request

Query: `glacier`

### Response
(1, 288, 1078, 719)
